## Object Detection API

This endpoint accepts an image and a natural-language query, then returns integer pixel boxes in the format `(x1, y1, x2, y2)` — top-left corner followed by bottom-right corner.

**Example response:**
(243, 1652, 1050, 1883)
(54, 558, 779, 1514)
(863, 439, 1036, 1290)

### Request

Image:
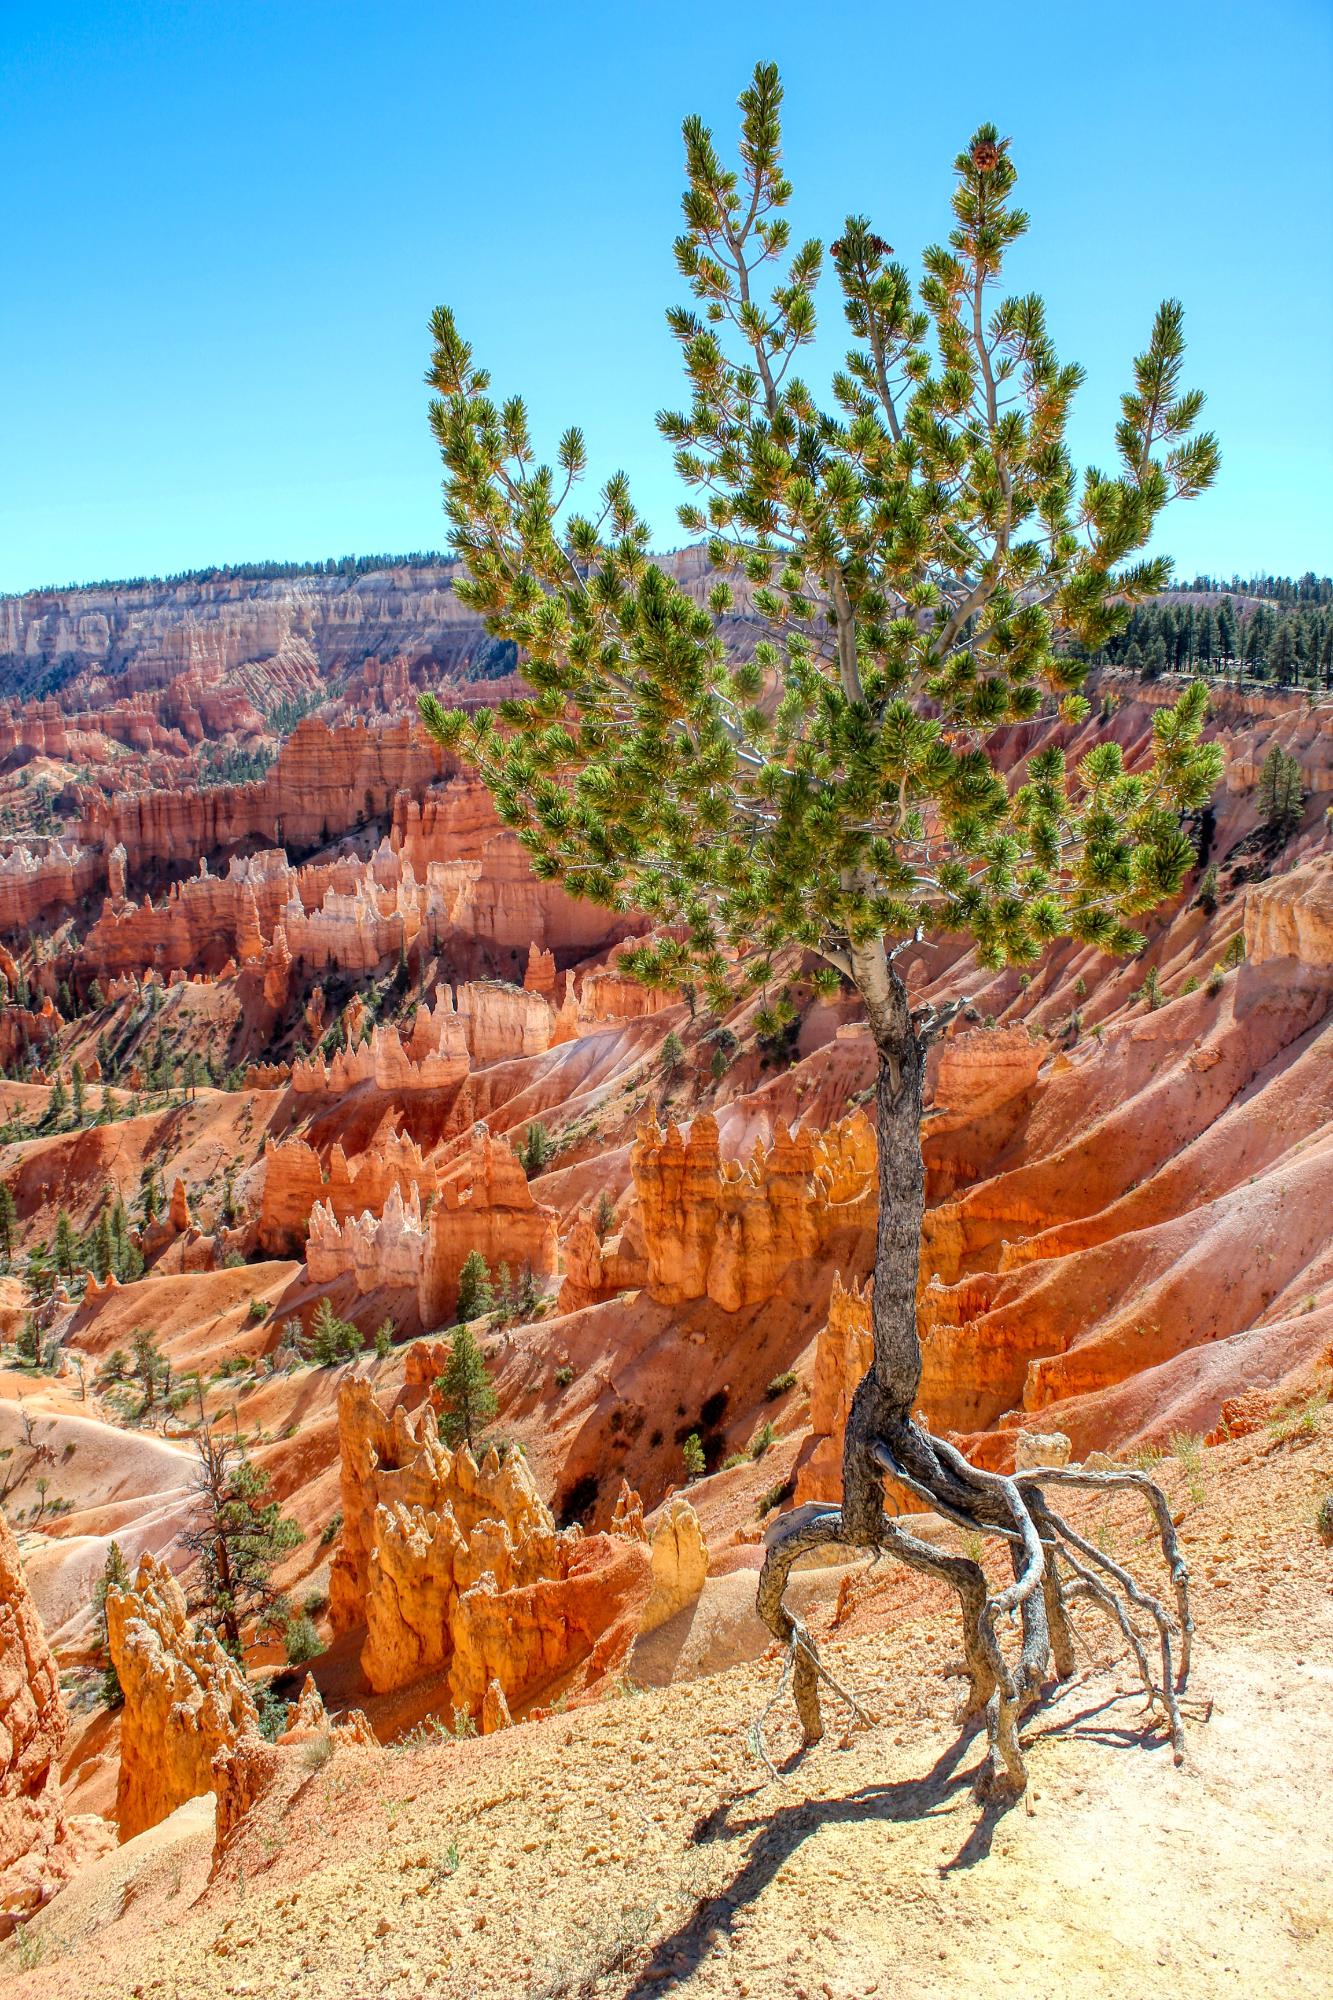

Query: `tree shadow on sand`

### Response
(622, 1682, 1169, 1995)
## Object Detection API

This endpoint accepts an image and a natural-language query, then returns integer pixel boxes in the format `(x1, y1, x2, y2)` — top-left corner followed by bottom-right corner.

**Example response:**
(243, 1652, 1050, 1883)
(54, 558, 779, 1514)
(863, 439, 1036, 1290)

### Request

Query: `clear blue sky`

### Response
(3, 0, 1330, 595)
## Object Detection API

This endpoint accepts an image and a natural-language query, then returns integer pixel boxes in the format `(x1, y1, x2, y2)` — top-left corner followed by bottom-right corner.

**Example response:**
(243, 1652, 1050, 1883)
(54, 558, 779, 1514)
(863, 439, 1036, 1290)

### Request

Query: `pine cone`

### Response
(971, 139, 1002, 173)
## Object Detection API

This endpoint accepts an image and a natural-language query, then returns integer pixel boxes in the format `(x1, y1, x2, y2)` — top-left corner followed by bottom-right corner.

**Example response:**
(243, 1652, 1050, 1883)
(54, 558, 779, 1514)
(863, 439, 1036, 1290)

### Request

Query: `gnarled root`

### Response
(755, 1417, 1193, 1796)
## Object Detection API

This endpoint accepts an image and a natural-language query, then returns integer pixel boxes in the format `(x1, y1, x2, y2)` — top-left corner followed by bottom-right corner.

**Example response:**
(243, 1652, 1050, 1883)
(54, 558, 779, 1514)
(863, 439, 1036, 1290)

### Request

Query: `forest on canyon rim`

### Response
(0, 80, 1330, 2000)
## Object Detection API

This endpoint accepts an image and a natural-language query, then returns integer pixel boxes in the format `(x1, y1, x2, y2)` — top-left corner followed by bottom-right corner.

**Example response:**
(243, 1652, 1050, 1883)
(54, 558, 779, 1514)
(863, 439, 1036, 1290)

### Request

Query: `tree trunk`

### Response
(844, 938, 927, 1409)
(758, 938, 1196, 1786)
(839, 939, 929, 1543)
(868, 1016, 927, 1412)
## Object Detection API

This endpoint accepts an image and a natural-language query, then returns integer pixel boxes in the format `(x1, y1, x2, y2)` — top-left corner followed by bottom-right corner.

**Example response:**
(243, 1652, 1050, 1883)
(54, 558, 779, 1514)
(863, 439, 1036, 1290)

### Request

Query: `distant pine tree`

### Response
(1256, 744, 1305, 836)
(435, 1324, 498, 1451)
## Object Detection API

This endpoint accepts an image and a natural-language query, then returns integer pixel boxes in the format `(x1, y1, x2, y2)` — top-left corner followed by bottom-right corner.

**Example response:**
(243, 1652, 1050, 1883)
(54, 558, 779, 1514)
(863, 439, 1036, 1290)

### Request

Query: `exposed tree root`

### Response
(755, 1418, 1193, 1796)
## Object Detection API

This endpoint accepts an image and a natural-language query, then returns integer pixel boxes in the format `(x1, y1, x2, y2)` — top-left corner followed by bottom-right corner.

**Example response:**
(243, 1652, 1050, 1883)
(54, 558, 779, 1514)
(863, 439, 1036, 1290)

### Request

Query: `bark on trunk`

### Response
(869, 1020, 926, 1411)
(846, 937, 927, 1413)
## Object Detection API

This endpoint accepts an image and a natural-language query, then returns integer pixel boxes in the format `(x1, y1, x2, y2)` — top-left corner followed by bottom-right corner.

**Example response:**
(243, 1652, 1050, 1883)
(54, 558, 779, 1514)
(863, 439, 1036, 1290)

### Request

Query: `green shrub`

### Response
(757, 1476, 796, 1518)
(254, 1683, 288, 1741)
(766, 1370, 798, 1398)
(681, 1432, 705, 1480)
(554, 1364, 574, 1388)
(319, 1511, 343, 1547)
(283, 1614, 322, 1665)
(247, 1298, 269, 1323)
(749, 1421, 777, 1460)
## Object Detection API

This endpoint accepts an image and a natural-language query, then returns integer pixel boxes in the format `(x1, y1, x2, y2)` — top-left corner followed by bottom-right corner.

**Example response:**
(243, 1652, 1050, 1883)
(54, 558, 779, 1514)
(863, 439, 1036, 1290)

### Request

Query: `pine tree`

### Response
(182, 1415, 303, 1659)
(1269, 621, 1297, 685)
(90, 1209, 114, 1282)
(0, 1181, 15, 1265)
(518, 1260, 541, 1317)
(53, 1208, 76, 1283)
(131, 1326, 167, 1415)
(455, 1248, 494, 1323)
(71, 1060, 86, 1124)
(517, 1121, 555, 1177)
(48, 1074, 68, 1125)
(25, 1246, 52, 1301)
(94, 1541, 130, 1704)
(1256, 744, 1305, 836)
(418, 67, 1222, 1791)
(306, 1297, 363, 1367)
(435, 1323, 498, 1450)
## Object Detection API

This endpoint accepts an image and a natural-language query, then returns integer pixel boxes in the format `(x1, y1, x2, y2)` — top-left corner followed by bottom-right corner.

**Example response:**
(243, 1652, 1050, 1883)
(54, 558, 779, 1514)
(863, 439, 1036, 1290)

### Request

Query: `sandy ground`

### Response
(4, 1412, 1329, 1999)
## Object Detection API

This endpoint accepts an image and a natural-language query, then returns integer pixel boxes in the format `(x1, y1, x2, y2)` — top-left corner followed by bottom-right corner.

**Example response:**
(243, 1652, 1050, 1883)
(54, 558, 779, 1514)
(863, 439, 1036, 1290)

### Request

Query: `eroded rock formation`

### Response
(328, 1380, 650, 1714)
(301, 1125, 558, 1324)
(1245, 855, 1333, 967)
(633, 1111, 876, 1311)
(609, 1481, 709, 1633)
(106, 1553, 259, 1840)
(795, 1275, 875, 1506)
(0, 1507, 90, 1925)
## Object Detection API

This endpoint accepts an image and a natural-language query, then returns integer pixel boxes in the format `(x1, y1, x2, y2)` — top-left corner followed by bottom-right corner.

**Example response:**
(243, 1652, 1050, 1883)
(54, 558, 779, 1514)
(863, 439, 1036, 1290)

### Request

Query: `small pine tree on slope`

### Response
(436, 1324, 498, 1451)
(419, 66, 1220, 1794)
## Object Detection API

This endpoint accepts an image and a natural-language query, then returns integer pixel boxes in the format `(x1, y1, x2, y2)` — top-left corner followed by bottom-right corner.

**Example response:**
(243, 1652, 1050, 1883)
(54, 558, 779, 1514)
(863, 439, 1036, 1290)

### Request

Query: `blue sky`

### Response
(2, 0, 1330, 594)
